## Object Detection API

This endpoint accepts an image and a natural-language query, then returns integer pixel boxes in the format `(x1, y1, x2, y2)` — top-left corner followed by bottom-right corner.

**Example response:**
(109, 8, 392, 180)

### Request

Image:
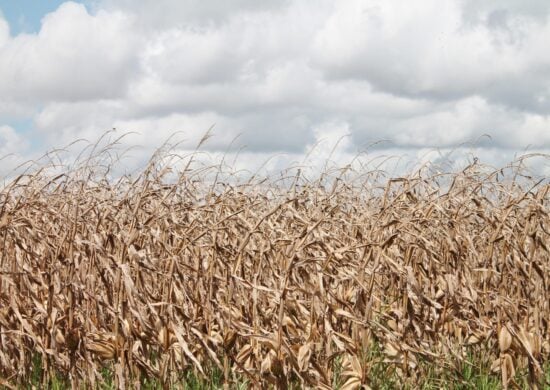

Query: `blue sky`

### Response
(0, 1, 83, 35)
(0, 0, 45, 139)
(0, 0, 550, 175)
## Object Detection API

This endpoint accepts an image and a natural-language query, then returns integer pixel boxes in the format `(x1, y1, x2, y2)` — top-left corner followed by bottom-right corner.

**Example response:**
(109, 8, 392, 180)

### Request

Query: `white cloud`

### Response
(0, 14, 9, 47)
(0, 2, 138, 103)
(98, 0, 291, 28)
(311, 0, 550, 113)
(0, 0, 549, 174)
(0, 125, 28, 177)
(461, 1, 550, 25)
(0, 125, 24, 155)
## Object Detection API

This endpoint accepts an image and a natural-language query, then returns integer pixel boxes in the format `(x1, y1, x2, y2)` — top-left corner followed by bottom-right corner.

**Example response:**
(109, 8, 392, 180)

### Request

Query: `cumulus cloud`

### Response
(0, 0, 549, 175)
(98, 0, 291, 28)
(0, 125, 24, 154)
(0, 14, 9, 46)
(462, 0, 550, 25)
(312, 0, 550, 113)
(0, 125, 28, 176)
(0, 2, 137, 103)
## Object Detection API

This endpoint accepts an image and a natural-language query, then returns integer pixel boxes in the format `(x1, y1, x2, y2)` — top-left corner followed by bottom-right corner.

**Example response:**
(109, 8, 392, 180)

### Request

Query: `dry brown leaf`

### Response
(340, 376, 362, 390)
(499, 326, 512, 353)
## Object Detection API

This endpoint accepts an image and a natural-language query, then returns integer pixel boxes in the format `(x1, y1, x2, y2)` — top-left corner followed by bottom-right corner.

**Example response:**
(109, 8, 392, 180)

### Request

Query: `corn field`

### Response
(0, 140, 549, 389)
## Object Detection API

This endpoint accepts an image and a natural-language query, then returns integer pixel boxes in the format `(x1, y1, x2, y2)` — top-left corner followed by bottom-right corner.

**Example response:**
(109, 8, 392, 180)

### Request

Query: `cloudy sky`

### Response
(1, 0, 549, 175)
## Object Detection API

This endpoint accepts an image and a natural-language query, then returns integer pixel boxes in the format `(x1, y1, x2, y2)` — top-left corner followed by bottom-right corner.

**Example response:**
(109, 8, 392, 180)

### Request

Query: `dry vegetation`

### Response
(0, 137, 549, 389)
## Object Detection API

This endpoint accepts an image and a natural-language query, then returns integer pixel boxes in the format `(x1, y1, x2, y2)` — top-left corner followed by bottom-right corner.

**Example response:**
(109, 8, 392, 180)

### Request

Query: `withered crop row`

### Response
(0, 145, 549, 389)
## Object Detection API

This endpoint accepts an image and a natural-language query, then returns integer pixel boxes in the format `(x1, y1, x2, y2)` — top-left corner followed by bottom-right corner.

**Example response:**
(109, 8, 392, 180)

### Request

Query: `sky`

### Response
(0, 0, 68, 35)
(0, 0, 550, 176)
